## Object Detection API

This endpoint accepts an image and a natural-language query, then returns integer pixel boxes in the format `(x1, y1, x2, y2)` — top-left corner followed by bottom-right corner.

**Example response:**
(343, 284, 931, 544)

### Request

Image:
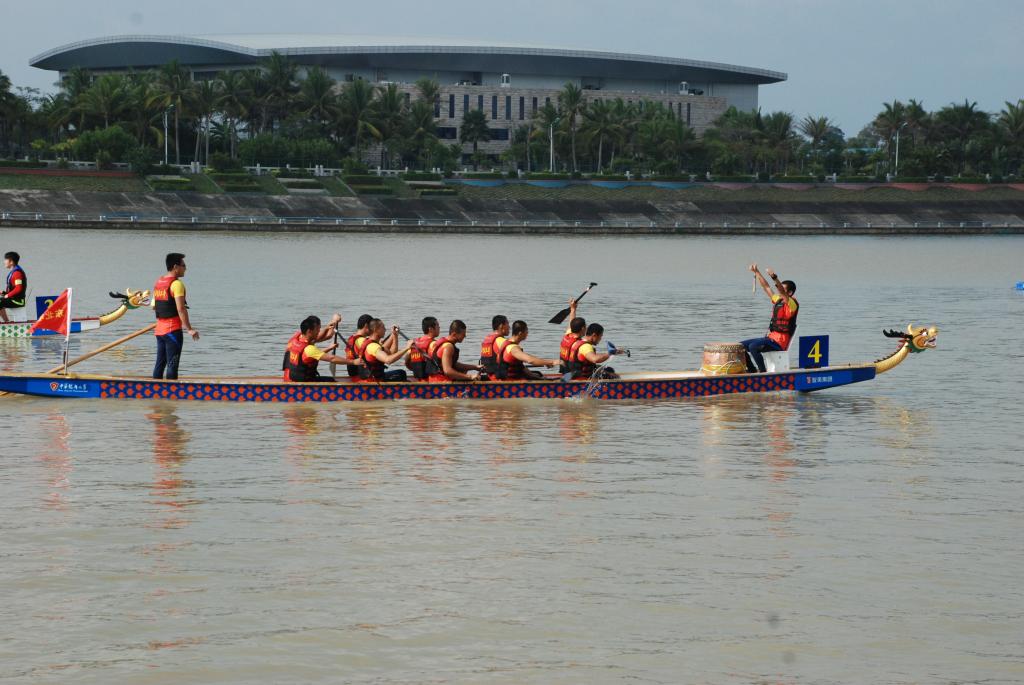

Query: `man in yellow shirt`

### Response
(568, 323, 620, 380)
(152, 253, 199, 379)
(742, 263, 799, 373)
(358, 319, 414, 382)
(283, 315, 348, 382)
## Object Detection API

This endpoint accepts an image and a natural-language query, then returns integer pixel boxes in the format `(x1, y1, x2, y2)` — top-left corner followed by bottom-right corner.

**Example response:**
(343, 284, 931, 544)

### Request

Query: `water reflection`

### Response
(37, 412, 73, 511)
(146, 404, 195, 530)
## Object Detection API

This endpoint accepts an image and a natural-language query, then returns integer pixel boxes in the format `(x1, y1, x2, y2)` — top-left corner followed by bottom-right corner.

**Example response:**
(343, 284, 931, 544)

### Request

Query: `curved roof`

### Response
(30, 34, 787, 85)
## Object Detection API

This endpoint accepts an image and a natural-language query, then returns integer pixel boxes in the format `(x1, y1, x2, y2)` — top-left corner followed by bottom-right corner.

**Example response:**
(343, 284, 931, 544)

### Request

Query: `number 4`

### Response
(807, 340, 822, 364)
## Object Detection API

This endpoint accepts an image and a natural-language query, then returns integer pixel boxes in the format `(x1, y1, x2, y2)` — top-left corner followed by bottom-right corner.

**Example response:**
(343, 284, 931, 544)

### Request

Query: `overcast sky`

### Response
(2, 0, 1022, 135)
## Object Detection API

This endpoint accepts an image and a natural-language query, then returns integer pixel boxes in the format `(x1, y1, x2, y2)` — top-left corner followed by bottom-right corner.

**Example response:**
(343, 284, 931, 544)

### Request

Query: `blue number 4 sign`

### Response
(799, 335, 829, 369)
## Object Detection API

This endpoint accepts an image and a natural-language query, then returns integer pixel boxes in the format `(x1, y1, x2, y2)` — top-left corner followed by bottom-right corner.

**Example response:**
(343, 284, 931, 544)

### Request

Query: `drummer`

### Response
(742, 263, 799, 373)
(0, 251, 27, 322)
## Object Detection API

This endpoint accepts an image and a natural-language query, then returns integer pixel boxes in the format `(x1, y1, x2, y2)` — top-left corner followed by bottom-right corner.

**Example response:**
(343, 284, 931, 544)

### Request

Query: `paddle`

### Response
(0, 322, 158, 397)
(549, 282, 597, 325)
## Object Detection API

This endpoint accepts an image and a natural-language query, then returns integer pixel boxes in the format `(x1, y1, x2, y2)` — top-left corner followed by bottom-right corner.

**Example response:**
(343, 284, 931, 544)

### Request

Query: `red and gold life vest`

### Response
(284, 332, 320, 382)
(152, 274, 183, 329)
(767, 297, 799, 349)
(480, 332, 506, 375)
(409, 334, 439, 380)
(559, 332, 580, 373)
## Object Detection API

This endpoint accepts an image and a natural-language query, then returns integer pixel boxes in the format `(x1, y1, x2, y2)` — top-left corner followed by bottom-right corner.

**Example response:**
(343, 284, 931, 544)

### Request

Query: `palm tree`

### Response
(191, 80, 219, 164)
(558, 82, 585, 172)
(415, 78, 440, 104)
(217, 70, 249, 158)
(374, 83, 407, 168)
(79, 73, 128, 128)
(998, 100, 1024, 174)
(262, 51, 298, 131)
(459, 108, 490, 166)
(0, 69, 15, 153)
(935, 100, 991, 172)
(532, 101, 561, 170)
(904, 99, 929, 146)
(147, 60, 193, 164)
(297, 67, 338, 135)
(240, 69, 269, 135)
(798, 115, 832, 152)
(405, 98, 437, 168)
(581, 99, 619, 173)
(339, 78, 381, 160)
(122, 72, 160, 145)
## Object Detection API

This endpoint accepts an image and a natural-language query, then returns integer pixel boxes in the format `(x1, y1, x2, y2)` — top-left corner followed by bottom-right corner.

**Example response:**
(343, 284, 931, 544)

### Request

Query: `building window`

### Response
(478, 94, 484, 111)
(434, 96, 441, 118)
(532, 97, 538, 115)
(501, 73, 511, 87)
(344, 73, 355, 82)
(545, 97, 551, 107)
(463, 94, 470, 116)
(437, 126, 458, 140)
(491, 95, 498, 120)
(505, 95, 512, 120)
(449, 94, 455, 118)
(489, 128, 510, 141)
(519, 96, 525, 120)
(686, 102, 692, 126)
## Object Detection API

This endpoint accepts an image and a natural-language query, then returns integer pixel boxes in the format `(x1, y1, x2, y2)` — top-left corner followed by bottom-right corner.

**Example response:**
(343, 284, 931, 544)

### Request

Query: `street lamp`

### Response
(163, 106, 170, 166)
(894, 122, 908, 179)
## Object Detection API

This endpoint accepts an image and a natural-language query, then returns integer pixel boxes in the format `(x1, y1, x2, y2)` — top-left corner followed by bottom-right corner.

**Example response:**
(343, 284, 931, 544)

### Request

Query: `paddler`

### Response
(345, 314, 374, 378)
(558, 297, 586, 374)
(151, 253, 199, 380)
(428, 320, 483, 383)
(0, 251, 27, 322)
(283, 315, 349, 382)
(497, 320, 558, 380)
(358, 318, 414, 382)
(407, 316, 441, 381)
(742, 263, 799, 373)
(568, 323, 620, 380)
(479, 315, 510, 378)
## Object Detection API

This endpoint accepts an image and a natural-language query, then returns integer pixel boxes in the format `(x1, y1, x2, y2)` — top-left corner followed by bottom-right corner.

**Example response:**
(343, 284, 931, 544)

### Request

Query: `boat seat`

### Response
(762, 350, 790, 372)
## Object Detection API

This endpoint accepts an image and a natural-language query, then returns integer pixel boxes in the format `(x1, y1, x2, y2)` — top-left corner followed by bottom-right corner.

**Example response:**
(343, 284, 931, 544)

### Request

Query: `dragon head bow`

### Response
(109, 289, 151, 309)
(883, 324, 938, 352)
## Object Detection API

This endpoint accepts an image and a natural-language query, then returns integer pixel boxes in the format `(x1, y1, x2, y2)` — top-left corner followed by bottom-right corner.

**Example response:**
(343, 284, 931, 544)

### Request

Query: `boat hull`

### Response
(0, 366, 877, 402)
(0, 318, 101, 338)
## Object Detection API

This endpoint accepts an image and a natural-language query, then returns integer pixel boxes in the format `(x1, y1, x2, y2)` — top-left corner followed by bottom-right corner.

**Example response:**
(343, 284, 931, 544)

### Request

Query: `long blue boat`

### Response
(0, 326, 937, 403)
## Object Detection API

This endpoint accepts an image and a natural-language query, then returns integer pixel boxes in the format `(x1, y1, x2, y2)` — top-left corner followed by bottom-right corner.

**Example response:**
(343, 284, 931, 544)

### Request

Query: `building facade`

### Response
(31, 35, 786, 164)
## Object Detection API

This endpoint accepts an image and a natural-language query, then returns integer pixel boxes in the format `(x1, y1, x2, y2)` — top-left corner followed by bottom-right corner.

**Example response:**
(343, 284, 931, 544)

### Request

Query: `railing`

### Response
(0, 211, 1018, 231)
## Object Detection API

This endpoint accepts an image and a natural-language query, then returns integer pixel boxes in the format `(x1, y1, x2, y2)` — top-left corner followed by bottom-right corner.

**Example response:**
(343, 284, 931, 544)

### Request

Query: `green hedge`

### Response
(342, 174, 384, 184)
(282, 180, 323, 190)
(590, 174, 629, 181)
(0, 160, 48, 169)
(525, 173, 570, 180)
(349, 184, 393, 195)
(891, 176, 930, 183)
(461, 172, 505, 179)
(220, 183, 263, 193)
(835, 176, 874, 183)
(772, 176, 820, 183)
(419, 188, 458, 196)
(276, 168, 313, 179)
(401, 172, 443, 181)
(952, 176, 988, 183)
(712, 175, 756, 182)
(149, 177, 194, 192)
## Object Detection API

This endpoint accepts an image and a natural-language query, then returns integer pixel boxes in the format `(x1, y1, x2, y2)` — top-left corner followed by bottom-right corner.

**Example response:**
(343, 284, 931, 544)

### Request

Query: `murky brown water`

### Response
(1, 230, 1022, 683)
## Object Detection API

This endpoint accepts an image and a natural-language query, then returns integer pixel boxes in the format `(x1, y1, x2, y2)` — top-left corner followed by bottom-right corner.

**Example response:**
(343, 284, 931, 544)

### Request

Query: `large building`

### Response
(31, 35, 786, 163)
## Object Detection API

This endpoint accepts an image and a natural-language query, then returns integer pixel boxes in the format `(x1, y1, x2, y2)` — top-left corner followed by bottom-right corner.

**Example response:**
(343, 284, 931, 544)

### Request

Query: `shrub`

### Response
(419, 188, 457, 196)
(220, 183, 263, 193)
(73, 125, 135, 164)
(401, 172, 443, 181)
(95, 150, 113, 170)
(282, 180, 323, 190)
(712, 175, 756, 182)
(342, 174, 383, 184)
(276, 167, 313, 178)
(525, 172, 570, 180)
(772, 175, 820, 183)
(461, 172, 505, 179)
(0, 159, 47, 169)
(348, 184, 392, 195)
(342, 157, 369, 175)
(127, 146, 157, 176)
(891, 176, 929, 183)
(149, 177, 194, 192)
(835, 175, 873, 183)
(209, 152, 243, 172)
(952, 176, 988, 183)
(590, 174, 629, 181)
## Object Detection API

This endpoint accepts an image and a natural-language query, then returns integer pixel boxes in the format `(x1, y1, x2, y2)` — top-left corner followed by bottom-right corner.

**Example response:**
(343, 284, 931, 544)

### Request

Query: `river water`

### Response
(0, 229, 1022, 684)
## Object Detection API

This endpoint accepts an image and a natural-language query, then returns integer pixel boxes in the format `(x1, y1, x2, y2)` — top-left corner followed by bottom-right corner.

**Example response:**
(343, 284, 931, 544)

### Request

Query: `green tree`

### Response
(459, 108, 490, 166)
(374, 83, 407, 168)
(192, 80, 219, 164)
(78, 74, 128, 128)
(217, 70, 249, 158)
(339, 78, 381, 160)
(997, 100, 1024, 174)
(297, 67, 338, 135)
(147, 60, 193, 164)
(262, 51, 298, 131)
(581, 99, 620, 173)
(558, 82, 585, 172)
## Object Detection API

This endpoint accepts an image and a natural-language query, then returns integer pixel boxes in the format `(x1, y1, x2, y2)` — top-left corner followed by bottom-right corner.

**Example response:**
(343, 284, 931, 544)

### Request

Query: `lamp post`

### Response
(549, 117, 561, 172)
(894, 122, 908, 179)
(163, 109, 169, 166)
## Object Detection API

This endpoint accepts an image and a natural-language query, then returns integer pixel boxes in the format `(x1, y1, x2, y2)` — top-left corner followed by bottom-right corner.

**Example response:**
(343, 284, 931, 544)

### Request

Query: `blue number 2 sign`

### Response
(798, 335, 829, 369)
(36, 295, 59, 318)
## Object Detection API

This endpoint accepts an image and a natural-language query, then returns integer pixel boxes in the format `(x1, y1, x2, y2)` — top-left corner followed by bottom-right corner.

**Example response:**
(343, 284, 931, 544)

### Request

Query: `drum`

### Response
(701, 342, 747, 376)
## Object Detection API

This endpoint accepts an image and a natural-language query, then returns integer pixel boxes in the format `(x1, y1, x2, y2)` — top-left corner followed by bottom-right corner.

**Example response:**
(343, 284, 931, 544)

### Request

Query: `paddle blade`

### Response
(560, 371, 574, 382)
(549, 307, 571, 325)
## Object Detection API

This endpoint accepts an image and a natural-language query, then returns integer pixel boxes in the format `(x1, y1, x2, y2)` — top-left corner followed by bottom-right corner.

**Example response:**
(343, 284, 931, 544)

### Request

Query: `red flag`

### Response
(29, 288, 71, 337)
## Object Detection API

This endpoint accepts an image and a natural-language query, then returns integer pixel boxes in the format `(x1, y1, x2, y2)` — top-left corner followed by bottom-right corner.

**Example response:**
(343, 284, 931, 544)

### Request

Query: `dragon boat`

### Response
(0, 326, 937, 402)
(0, 290, 150, 338)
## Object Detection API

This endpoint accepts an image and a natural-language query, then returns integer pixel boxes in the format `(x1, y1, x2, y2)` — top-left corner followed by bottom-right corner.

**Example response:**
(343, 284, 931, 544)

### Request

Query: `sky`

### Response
(2, 0, 1022, 135)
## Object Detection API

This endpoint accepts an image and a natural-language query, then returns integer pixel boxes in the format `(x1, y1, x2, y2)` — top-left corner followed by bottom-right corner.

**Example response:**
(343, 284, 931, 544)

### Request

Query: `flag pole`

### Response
(63, 287, 72, 375)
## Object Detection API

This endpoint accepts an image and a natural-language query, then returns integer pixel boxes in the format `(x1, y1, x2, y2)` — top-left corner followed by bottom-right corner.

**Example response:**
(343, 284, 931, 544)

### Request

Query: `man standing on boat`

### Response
(428, 320, 483, 383)
(152, 253, 199, 380)
(0, 251, 27, 322)
(284, 315, 349, 382)
(742, 263, 798, 373)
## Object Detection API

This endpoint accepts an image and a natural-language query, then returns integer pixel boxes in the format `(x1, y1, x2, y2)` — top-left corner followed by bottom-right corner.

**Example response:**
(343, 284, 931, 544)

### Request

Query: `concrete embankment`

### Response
(2, 189, 1023, 234)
